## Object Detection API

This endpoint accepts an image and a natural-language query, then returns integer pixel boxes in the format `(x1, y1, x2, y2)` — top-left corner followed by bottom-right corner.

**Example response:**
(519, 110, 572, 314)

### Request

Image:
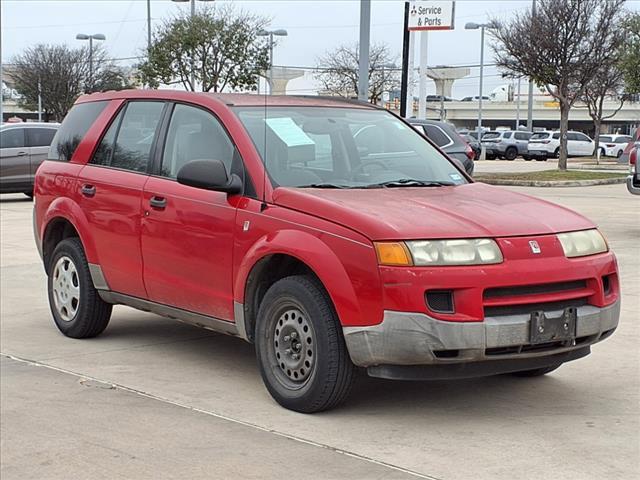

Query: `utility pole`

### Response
(38, 78, 42, 122)
(477, 25, 485, 139)
(515, 77, 521, 129)
(526, 0, 536, 131)
(358, 0, 371, 101)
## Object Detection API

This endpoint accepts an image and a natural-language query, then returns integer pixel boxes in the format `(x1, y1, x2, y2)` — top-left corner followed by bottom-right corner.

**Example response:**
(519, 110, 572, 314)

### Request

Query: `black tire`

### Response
(553, 147, 560, 159)
(616, 149, 623, 158)
(511, 364, 561, 377)
(523, 155, 531, 161)
(486, 154, 496, 160)
(255, 275, 354, 413)
(505, 147, 518, 161)
(47, 238, 112, 338)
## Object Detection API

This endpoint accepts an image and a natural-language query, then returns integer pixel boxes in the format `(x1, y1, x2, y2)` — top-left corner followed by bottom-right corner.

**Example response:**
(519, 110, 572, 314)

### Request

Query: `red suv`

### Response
(34, 91, 620, 412)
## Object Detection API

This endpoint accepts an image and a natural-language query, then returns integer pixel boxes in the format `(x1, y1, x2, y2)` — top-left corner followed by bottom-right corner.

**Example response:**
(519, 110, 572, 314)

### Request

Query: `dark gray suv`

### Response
(1, 122, 59, 197)
(408, 119, 474, 175)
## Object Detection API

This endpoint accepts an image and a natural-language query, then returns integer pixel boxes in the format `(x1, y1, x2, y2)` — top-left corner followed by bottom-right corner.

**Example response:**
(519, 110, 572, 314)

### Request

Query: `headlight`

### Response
(375, 239, 503, 266)
(557, 229, 608, 258)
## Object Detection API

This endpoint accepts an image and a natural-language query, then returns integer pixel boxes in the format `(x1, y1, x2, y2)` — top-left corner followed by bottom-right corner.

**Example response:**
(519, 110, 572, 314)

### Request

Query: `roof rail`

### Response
(294, 95, 381, 109)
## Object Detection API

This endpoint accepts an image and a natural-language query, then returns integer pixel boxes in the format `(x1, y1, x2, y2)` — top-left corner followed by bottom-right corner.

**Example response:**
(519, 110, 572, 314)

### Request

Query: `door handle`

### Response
(17, 151, 28, 156)
(149, 196, 167, 210)
(81, 184, 96, 197)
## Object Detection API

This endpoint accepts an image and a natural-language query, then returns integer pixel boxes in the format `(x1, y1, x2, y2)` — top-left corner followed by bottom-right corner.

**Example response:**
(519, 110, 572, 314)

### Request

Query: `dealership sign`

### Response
(408, 1, 455, 31)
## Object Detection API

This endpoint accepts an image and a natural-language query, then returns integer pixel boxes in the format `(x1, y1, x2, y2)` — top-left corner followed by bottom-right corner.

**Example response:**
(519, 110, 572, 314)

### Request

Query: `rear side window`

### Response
(91, 109, 125, 166)
(575, 133, 591, 142)
(567, 133, 578, 141)
(0, 128, 25, 148)
(423, 125, 452, 147)
(110, 102, 164, 173)
(502, 132, 513, 139)
(552, 133, 560, 140)
(514, 132, 531, 140)
(26, 128, 57, 147)
(49, 101, 108, 161)
(530, 132, 549, 140)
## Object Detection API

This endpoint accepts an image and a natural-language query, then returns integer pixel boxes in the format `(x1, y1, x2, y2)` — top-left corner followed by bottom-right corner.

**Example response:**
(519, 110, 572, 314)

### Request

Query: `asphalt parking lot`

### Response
(1, 184, 638, 480)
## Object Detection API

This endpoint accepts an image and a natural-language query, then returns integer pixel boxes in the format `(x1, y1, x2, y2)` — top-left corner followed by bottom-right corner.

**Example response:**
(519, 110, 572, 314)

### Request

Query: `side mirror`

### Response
(177, 159, 242, 194)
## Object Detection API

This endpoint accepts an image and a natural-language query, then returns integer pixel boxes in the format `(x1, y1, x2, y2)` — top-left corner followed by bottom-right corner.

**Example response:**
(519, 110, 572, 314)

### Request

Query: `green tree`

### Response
(139, 5, 269, 92)
(492, 0, 626, 170)
(620, 12, 640, 93)
(10, 44, 132, 121)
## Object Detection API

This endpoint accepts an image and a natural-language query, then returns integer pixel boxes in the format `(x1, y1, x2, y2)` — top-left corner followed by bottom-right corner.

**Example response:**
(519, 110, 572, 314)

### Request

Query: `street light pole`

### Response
(147, 0, 152, 53)
(526, 0, 536, 131)
(76, 33, 106, 92)
(258, 29, 288, 95)
(465, 22, 496, 140)
(358, 0, 371, 101)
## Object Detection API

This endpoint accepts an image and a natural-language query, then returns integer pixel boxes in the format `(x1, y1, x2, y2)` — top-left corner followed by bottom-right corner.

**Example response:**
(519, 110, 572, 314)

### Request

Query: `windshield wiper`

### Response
(297, 183, 349, 189)
(372, 179, 456, 188)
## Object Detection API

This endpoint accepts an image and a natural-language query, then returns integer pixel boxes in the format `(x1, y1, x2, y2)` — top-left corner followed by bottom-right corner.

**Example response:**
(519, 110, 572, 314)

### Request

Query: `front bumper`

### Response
(343, 300, 620, 373)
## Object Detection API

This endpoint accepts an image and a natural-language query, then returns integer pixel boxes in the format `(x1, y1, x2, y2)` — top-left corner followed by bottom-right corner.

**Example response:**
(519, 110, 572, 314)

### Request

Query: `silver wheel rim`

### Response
(52, 256, 80, 322)
(273, 308, 315, 383)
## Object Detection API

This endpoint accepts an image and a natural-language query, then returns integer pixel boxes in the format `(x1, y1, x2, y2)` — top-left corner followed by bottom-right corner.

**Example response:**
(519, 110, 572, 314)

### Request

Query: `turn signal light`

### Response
(374, 242, 413, 266)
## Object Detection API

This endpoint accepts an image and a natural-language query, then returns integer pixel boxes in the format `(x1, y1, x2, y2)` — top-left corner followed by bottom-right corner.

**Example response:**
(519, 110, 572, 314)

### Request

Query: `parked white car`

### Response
(599, 134, 633, 158)
(526, 130, 594, 160)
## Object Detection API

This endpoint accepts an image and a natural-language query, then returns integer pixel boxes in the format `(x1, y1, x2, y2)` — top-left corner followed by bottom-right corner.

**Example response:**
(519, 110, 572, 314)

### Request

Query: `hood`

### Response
(272, 182, 594, 241)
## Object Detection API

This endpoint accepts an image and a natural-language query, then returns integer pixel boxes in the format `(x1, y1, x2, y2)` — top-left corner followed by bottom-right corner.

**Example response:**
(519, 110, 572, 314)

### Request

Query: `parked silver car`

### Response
(481, 130, 533, 160)
(627, 143, 639, 195)
(0, 122, 59, 197)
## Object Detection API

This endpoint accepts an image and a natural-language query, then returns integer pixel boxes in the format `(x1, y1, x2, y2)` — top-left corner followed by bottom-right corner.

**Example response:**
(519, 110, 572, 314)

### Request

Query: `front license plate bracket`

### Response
(529, 307, 577, 344)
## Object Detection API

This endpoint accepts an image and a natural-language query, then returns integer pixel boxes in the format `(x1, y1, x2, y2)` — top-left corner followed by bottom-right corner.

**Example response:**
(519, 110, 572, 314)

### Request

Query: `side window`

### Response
(48, 101, 108, 161)
(110, 102, 164, 173)
(514, 132, 526, 140)
(423, 125, 452, 147)
(576, 133, 591, 142)
(503, 132, 513, 139)
(160, 104, 234, 178)
(91, 109, 125, 166)
(552, 133, 560, 140)
(26, 128, 57, 147)
(0, 129, 25, 148)
(566, 133, 578, 141)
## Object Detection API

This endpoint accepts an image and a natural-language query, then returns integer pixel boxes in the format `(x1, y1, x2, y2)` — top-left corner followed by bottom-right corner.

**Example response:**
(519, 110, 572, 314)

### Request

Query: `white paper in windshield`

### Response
(265, 117, 315, 147)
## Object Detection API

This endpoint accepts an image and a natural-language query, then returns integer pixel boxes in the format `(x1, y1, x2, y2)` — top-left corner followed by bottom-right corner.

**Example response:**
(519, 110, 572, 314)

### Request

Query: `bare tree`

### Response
(138, 5, 269, 92)
(581, 67, 625, 163)
(492, 0, 626, 170)
(315, 43, 399, 104)
(11, 44, 132, 121)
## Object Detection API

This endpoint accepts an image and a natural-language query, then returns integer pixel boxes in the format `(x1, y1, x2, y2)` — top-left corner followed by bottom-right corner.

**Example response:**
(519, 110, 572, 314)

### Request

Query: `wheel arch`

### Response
(41, 198, 98, 274)
(236, 230, 364, 343)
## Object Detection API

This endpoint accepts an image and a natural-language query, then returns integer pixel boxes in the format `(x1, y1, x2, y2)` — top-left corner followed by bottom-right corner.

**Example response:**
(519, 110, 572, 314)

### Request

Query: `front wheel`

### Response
(505, 147, 518, 161)
(47, 238, 112, 338)
(255, 275, 354, 413)
(554, 147, 560, 159)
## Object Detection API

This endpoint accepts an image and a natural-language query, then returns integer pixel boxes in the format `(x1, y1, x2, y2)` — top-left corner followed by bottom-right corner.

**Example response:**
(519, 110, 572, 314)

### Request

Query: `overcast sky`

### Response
(2, 0, 639, 97)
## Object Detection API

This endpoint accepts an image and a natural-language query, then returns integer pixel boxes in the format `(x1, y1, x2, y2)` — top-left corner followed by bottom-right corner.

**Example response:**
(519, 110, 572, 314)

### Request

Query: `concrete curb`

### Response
(476, 177, 626, 187)
(569, 163, 628, 171)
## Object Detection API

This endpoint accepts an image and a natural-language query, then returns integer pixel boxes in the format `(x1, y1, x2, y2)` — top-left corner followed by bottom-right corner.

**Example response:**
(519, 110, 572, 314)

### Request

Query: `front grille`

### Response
(484, 298, 588, 317)
(483, 279, 593, 317)
(484, 280, 587, 299)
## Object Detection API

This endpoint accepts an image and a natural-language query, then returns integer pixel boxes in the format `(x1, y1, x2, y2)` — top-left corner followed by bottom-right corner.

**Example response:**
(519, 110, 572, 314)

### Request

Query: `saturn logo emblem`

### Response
(529, 240, 541, 254)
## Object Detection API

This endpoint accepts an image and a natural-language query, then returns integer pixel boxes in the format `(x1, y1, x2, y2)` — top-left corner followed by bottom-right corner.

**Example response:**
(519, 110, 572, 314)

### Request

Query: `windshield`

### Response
(530, 132, 550, 140)
(233, 106, 467, 188)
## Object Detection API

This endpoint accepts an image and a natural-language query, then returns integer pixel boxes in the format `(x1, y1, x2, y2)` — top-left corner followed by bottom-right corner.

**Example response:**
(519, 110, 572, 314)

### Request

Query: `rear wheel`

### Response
(504, 147, 518, 161)
(47, 238, 112, 338)
(511, 364, 561, 377)
(486, 154, 496, 160)
(255, 275, 354, 413)
(553, 147, 560, 159)
(523, 155, 531, 161)
(616, 149, 623, 158)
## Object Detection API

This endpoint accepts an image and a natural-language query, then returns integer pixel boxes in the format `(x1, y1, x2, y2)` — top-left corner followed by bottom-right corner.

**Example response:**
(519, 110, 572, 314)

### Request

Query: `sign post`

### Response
(404, 1, 455, 119)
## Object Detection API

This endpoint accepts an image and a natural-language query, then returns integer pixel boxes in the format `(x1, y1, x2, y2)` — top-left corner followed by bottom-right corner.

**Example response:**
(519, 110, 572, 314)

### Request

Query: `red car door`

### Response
(77, 100, 166, 298)
(140, 103, 239, 320)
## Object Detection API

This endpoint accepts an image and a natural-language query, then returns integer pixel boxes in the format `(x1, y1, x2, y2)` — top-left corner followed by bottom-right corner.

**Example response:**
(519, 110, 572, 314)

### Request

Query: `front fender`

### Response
(235, 229, 373, 327)
(41, 197, 99, 265)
